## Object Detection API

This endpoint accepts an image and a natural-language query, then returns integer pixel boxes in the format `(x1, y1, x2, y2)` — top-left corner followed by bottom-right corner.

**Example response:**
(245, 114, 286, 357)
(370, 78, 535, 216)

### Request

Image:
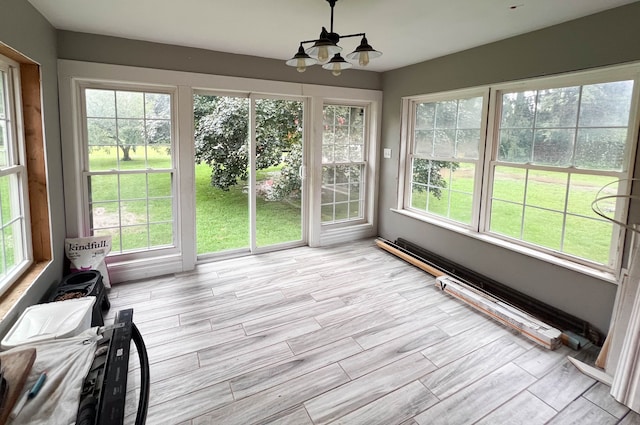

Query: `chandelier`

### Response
(285, 0, 382, 76)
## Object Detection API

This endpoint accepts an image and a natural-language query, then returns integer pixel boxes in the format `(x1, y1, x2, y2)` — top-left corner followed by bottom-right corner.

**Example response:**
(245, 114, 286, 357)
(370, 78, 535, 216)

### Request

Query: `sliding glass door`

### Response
(193, 93, 305, 256)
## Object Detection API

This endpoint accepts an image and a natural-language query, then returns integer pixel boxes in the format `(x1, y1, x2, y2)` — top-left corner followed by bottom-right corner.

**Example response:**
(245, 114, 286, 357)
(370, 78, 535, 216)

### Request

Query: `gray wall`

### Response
(0, 1, 65, 333)
(379, 2, 640, 333)
(57, 31, 382, 91)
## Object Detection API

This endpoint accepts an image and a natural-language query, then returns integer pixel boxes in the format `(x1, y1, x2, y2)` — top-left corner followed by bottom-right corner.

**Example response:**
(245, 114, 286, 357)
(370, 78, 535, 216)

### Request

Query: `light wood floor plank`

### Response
(474, 391, 557, 425)
(546, 396, 618, 425)
(420, 334, 528, 399)
(583, 382, 630, 419)
(131, 381, 233, 425)
(286, 310, 394, 355)
(304, 352, 436, 425)
(329, 380, 438, 425)
(339, 325, 449, 379)
(191, 364, 349, 425)
(197, 318, 321, 367)
(230, 338, 361, 400)
(529, 360, 596, 411)
(242, 297, 346, 335)
(414, 363, 536, 425)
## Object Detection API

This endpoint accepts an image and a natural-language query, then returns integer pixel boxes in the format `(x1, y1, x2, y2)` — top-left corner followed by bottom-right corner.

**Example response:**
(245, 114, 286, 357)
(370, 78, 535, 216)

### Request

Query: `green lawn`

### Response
(88, 147, 618, 265)
(410, 163, 617, 264)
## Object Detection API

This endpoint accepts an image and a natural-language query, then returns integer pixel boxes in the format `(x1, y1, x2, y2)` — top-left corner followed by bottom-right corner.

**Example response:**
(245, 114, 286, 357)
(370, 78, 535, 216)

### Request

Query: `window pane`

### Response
(410, 159, 473, 225)
(563, 216, 613, 264)
(492, 166, 526, 203)
(498, 129, 533, 163)
(146, 120, 171, 145)
(456, 129, 480, 159)
(0, 174, 24, 276)
(121, 200, 148, 225)
(0, 120, 7, 167)
(89, 175, 118, 202)
(145, 93, 171, 119)
(414, 130, 434, 156)
(575, 128, 626, 171)
(458, 97, 483, 129)
(433, 129, 456, 157)
(86, 89, 115, 118)
(523, 207, 563, 251)
(119, 174, 147, 200)
(349, 144, 364, 162)
(532, 129, 574, 166)
(567, 176, 618, 219)
(116, 91, 144, 118)
(490, 200, 522, 239)
(535, 86, 579, 128)
(148, 173, 172, 197)
(121, 225, 149, 251)
(88, 146, 118, 171)
(435, 101, 457, 128)
(117, 118, 145, 147)
(501, 91, 536, 128)
(416, 102, 435, 129)
(149, 199, 172, 222)
(91, 201, 118, 230)
(147, 145, 172, 169)
(579, 81, 633, 127)
(87, 118, 116, 146)
(149, 223, 173, 246)
(525, 170, 568, 211)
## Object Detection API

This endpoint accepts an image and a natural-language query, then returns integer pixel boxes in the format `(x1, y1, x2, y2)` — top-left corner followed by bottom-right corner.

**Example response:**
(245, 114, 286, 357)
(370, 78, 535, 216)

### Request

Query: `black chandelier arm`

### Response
(336, 32, 366, 40)
(298, 32, 365, 46)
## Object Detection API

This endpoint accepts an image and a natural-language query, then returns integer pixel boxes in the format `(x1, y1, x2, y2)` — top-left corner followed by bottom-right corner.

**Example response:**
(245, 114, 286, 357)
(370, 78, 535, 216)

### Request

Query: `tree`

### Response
(194, 96, 303, 192)
(86, 90, 171, 162)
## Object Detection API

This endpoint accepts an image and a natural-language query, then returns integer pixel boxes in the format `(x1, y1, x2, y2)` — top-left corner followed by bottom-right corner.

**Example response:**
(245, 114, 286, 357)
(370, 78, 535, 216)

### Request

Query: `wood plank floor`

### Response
(105, 239, 639, 425)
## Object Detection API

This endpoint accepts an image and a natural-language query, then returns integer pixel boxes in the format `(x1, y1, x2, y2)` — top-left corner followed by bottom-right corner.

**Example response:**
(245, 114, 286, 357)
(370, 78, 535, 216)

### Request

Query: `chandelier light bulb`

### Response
(317, 46, 329, 63)
(296, 59, 307, 73)
(332, 69, 342, 76)
(359, 51, 370, 66)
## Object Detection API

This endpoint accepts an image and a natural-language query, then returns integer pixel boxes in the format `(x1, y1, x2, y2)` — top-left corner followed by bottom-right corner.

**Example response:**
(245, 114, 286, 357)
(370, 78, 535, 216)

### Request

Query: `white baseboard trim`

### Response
(106, 254, 184, 284)
(320, 224, 376, 246)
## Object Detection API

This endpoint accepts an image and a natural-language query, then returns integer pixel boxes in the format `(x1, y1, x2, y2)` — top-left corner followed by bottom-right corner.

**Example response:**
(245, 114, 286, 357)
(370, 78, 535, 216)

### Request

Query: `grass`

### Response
(87, 147, 619, 265)
(87, 148, 301, 254)
(410, 163, 618, 265)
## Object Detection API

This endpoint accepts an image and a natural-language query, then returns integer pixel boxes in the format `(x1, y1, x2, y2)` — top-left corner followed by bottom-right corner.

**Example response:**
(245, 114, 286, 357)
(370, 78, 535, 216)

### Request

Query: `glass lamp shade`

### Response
(346, 37, 382, 66)
(322, 53, 353, 76)
(286, 46, 318, 72)
(305, 28, 342, 63)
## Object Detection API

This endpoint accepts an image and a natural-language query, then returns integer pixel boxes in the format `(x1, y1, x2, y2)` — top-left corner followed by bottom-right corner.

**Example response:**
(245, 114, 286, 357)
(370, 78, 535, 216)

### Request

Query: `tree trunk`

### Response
(121, 145, 132, 161)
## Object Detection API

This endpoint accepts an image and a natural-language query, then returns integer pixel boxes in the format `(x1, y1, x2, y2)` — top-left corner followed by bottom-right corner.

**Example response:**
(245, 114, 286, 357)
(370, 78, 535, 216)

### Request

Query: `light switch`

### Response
(383, 148, 392, 159)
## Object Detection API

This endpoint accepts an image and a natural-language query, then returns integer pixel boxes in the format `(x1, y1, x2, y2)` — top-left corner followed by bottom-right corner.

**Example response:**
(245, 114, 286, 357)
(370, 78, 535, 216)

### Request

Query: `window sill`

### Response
(0, 261, 51, 321)
(390, 208, 619, 285)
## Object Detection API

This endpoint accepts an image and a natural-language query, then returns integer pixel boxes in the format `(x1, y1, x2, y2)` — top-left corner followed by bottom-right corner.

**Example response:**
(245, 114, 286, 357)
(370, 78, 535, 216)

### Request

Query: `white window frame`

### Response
(76, 81, 180, 261)
(397, 64, 640, 277)
(0, 55, 32, 296)
(321, 102, 371, 227)
(400, 88, 489, 230)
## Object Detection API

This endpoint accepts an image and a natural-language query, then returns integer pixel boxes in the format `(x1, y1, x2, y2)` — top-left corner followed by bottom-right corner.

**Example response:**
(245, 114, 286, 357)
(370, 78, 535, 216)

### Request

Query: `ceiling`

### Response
(29, 0, 638, 72)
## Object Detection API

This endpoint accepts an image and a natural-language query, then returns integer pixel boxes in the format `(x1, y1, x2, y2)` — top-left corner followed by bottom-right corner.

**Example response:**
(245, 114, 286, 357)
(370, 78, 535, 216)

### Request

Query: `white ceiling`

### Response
(29, 0, 638, 72)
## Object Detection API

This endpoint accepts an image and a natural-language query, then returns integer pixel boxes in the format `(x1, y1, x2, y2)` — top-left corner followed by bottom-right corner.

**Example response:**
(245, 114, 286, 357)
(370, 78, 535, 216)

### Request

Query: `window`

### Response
(400, 67, 639, 272)
(321, 104, 367, 224)
(0, 56, 31, 290)
(404, 89, 487, 226)
(81, 87, 175, 254)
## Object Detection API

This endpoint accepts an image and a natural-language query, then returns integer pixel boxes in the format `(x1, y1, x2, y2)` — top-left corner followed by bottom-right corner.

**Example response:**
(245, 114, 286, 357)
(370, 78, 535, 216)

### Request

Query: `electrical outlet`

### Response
(383, 148, 392, 159)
